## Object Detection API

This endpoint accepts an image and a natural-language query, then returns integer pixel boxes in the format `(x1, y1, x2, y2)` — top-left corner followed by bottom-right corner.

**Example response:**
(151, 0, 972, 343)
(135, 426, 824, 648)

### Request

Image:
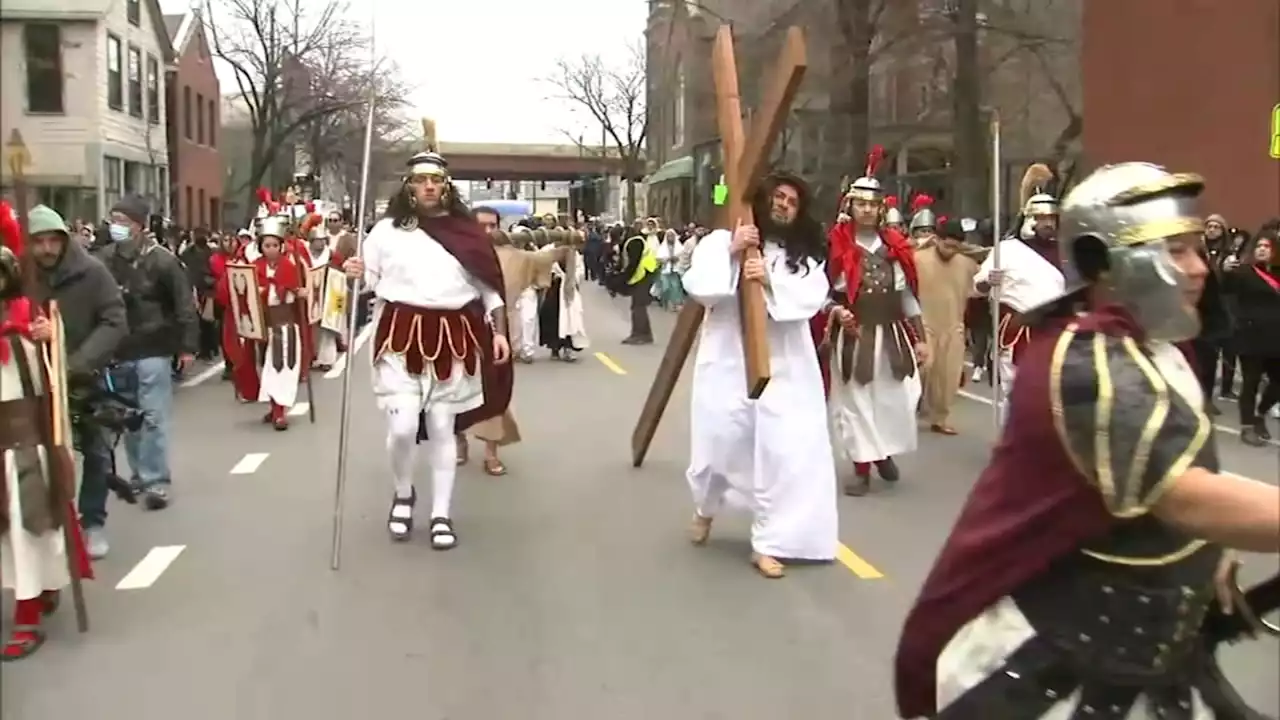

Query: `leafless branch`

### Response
(203, 0, 409, 221)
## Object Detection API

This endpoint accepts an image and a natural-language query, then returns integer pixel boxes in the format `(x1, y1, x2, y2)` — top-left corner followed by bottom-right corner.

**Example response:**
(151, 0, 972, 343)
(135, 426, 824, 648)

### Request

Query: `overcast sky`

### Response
(162, 0, 647, 144)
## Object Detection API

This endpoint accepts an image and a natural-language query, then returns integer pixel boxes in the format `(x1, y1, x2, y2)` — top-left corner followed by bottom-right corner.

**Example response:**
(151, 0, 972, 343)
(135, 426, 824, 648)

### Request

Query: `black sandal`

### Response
(1, 627, 46, 662)
(388, 489, 417, 541)
(429, 517, 457, 550)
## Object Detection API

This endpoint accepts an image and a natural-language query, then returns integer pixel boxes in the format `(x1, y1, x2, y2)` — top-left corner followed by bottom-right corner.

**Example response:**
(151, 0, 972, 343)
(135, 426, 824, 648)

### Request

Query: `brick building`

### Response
(1082, 0, 1279, 231)
(163, 10, 223, 229)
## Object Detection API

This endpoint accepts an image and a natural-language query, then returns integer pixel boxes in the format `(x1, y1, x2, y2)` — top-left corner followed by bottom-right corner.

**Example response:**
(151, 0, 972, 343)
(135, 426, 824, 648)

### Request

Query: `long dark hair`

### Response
(753, 172, 825, 275)
(382, 180, 473, 229)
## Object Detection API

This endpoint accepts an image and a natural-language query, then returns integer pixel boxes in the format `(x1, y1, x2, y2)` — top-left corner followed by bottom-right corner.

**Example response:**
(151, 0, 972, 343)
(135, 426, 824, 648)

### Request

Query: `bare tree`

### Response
(546, 43, 648, 221)
(203, 0, 398, 223)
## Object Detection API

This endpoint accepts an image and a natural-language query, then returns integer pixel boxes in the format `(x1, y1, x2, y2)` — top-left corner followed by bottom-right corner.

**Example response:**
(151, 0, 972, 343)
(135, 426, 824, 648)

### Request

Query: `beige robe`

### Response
(467, 244, 565, 446)
(914, 245, 979, 426)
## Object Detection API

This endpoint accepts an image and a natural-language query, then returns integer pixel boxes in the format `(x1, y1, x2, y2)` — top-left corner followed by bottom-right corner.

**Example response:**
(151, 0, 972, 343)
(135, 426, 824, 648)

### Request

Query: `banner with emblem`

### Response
(226, 264, 265, 341)
(320, 267, 348, 333)
(306, 266, 327, 325)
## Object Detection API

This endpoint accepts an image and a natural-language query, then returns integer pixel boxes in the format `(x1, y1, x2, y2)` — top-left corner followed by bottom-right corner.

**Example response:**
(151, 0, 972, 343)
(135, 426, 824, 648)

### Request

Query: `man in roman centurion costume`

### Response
(342, 151, 511, 550)
(245, 217, 307, 430)
(972, 163, 1065, 418)
(0, 202, 93, 660)
(907, 192, 939, 248)
(895, 162, 1280, 719)
(823, 146, 929, 497)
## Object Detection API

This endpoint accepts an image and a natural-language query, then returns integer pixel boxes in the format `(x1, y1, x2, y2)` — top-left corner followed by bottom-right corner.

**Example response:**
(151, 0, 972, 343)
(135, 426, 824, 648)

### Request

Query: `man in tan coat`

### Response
(914, 218, 983, 435)
(455, 207, 568, 475)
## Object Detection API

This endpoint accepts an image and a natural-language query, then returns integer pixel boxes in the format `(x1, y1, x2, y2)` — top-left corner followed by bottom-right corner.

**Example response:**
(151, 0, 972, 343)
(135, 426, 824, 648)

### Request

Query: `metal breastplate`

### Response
(1013, 535, 1222, 685)
(853, 248, 902, 327)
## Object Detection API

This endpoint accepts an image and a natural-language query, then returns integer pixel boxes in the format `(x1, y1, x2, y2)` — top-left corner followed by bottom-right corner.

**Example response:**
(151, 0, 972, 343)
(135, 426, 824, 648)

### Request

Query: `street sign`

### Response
(1270, 103, 1279, 159)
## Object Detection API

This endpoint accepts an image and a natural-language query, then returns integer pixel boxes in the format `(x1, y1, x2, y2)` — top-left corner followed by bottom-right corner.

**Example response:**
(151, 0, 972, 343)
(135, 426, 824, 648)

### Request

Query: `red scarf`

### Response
(254, 256, 301, 296)
(0, 297, 34, 363)
(1254, 264, 1280, 292)
(826, 221, 919, 297)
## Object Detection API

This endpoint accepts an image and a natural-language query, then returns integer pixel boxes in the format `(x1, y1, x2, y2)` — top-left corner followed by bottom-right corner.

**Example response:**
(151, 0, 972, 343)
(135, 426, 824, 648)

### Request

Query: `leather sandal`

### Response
(752, 553, 785, 579)
(388, 489, 416, 541)
(690, 515, 713, 545)
(482, 457, 507, 476)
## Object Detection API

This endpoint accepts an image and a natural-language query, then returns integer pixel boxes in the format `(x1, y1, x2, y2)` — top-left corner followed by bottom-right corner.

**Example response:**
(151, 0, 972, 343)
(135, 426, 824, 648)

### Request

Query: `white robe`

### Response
(936, 344, 1214, 719)
(308, 246, 343, 367)
(828, 234, 922, 464)
(682, 230, 839, 561)
(516, 287, 539, 357)
(553, 250, 589, 349)
(972, 238, 1066, 421)
(257, 270, 303, 408)
(1, 334, 71, 601)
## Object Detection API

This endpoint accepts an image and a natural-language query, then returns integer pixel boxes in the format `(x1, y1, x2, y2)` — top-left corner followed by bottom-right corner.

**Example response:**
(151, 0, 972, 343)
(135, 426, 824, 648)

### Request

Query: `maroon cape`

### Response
(894, 305, 1147, 718)
(415, 214, 512, 434)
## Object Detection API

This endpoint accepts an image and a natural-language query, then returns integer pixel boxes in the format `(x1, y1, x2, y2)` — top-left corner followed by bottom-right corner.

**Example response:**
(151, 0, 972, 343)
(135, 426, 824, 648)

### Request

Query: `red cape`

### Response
(414, 215, 511, 433)
(893, 306, 1156, 717)
(814, 223, 919, 397)
(827, 222, 919, 299)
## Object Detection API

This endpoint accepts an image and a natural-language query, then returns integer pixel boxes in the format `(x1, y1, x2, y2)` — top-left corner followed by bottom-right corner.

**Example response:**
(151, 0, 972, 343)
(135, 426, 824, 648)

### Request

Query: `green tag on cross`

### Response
(713, 175, 728, 205)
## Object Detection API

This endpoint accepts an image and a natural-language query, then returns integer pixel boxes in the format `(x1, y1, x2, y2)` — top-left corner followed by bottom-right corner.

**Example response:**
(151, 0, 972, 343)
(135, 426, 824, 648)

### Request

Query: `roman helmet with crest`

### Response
(883, 195, 904, 227)
(908, 193, 937, 234)
(1018, 163, 1058, 240)
(1038, 162, 1206, 342)
(844, 145, 887, 210)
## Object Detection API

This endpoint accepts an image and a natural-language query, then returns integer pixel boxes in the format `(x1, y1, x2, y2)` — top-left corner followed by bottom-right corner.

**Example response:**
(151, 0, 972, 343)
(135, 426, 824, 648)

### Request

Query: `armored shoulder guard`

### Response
(1049, 324, 1215, 518)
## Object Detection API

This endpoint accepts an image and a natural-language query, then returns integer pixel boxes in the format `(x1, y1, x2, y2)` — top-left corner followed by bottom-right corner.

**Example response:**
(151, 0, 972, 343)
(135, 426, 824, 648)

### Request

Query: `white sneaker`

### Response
(84, 526, 109, 560)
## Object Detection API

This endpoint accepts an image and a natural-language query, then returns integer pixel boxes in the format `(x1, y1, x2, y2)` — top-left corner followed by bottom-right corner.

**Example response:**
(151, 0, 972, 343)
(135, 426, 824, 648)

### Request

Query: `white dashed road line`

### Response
(180, 361, 225, 388)
(323, 322, 376, 379)
(229, 452, 270, 475)
(115, 545, 186, 590)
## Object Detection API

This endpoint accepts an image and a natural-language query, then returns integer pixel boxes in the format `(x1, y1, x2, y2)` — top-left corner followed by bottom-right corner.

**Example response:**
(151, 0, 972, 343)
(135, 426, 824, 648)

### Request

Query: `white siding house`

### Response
(0, 0, 174, 222)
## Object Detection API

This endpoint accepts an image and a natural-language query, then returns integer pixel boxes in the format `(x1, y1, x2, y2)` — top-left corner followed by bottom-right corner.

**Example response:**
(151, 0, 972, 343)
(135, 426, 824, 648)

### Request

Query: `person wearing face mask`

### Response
(91, 196, 199, 520)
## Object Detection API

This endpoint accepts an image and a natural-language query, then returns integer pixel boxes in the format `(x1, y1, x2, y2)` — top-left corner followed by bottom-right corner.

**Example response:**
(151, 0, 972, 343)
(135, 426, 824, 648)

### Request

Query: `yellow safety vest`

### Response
(627, 235, 659, 284)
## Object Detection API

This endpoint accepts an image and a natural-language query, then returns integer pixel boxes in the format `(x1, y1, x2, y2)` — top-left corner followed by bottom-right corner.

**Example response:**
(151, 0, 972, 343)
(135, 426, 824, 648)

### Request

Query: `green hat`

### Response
(27, 205, 69, 236)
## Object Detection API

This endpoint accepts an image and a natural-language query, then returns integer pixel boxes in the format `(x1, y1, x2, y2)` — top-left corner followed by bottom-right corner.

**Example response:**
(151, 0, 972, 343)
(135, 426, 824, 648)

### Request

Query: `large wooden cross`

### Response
(630, 25, 808, 467)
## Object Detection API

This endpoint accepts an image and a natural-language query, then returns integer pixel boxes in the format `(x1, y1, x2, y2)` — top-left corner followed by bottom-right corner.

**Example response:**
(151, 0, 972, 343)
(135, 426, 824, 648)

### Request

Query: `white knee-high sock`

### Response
(423, 406, 457, 519)
(386, 407, 419, 499)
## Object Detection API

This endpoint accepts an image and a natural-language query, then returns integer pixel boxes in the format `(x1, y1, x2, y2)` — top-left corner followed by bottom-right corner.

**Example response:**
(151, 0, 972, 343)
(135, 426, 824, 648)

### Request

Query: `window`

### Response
(23, 24, 64, 114)
(127, 45, 142, 117)
(104, 156, 123, 210)
(123, 160, 142, 195)
(210, 197, 220, 229)
(671, 62, 685, 149)
(146, 55, 160, 124)
(207, 99, 217, 146)
(185, 186, 193, 226)
(196, 92, 205, 145)
(183, 86, 192, 139)
(197, 188, 206, 226)
(106, 34, 123, 110)
(126, 0, 140, 26)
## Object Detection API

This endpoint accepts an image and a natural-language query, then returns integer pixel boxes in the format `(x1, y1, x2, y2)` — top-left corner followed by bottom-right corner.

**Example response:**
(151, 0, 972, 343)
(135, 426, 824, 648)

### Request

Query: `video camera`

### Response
(68, 368, 146, 504)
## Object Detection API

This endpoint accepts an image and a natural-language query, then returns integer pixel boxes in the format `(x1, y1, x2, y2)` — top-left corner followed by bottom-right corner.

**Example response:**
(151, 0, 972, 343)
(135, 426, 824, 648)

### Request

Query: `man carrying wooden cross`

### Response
(683, 172, 839, 579)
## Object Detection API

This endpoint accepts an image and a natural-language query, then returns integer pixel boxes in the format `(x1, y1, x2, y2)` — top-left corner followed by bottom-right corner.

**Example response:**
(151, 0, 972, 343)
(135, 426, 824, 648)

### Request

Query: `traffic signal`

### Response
(485, 178, 493, 189)
(540, 181, 547, 190)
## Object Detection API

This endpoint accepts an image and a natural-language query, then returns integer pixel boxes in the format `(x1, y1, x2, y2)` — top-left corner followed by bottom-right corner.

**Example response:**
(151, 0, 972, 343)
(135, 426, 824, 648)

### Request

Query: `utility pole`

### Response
(950, 0, 984, 215)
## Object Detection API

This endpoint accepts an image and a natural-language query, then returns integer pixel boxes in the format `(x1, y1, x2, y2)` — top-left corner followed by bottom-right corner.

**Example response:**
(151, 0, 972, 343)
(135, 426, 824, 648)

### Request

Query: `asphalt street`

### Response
(2, 283, 1277, 720)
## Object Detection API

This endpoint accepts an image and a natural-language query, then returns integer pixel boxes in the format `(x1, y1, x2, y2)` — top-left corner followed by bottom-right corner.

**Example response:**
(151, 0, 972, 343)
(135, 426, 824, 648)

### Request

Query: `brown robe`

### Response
(466, 243, 565, 446)
(914, 245, 979, 426)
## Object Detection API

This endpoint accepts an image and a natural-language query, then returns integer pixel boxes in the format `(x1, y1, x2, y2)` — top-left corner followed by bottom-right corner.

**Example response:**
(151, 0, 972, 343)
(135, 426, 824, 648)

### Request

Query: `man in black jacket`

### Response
(93, 196, 198, 521)
(27, 204, 128, 559)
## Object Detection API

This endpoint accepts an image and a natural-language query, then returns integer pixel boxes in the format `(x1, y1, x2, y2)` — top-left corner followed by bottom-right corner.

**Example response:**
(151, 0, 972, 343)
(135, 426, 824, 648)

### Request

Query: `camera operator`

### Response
(26, 205, 127, 560)
(93, 196, 198, 527)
